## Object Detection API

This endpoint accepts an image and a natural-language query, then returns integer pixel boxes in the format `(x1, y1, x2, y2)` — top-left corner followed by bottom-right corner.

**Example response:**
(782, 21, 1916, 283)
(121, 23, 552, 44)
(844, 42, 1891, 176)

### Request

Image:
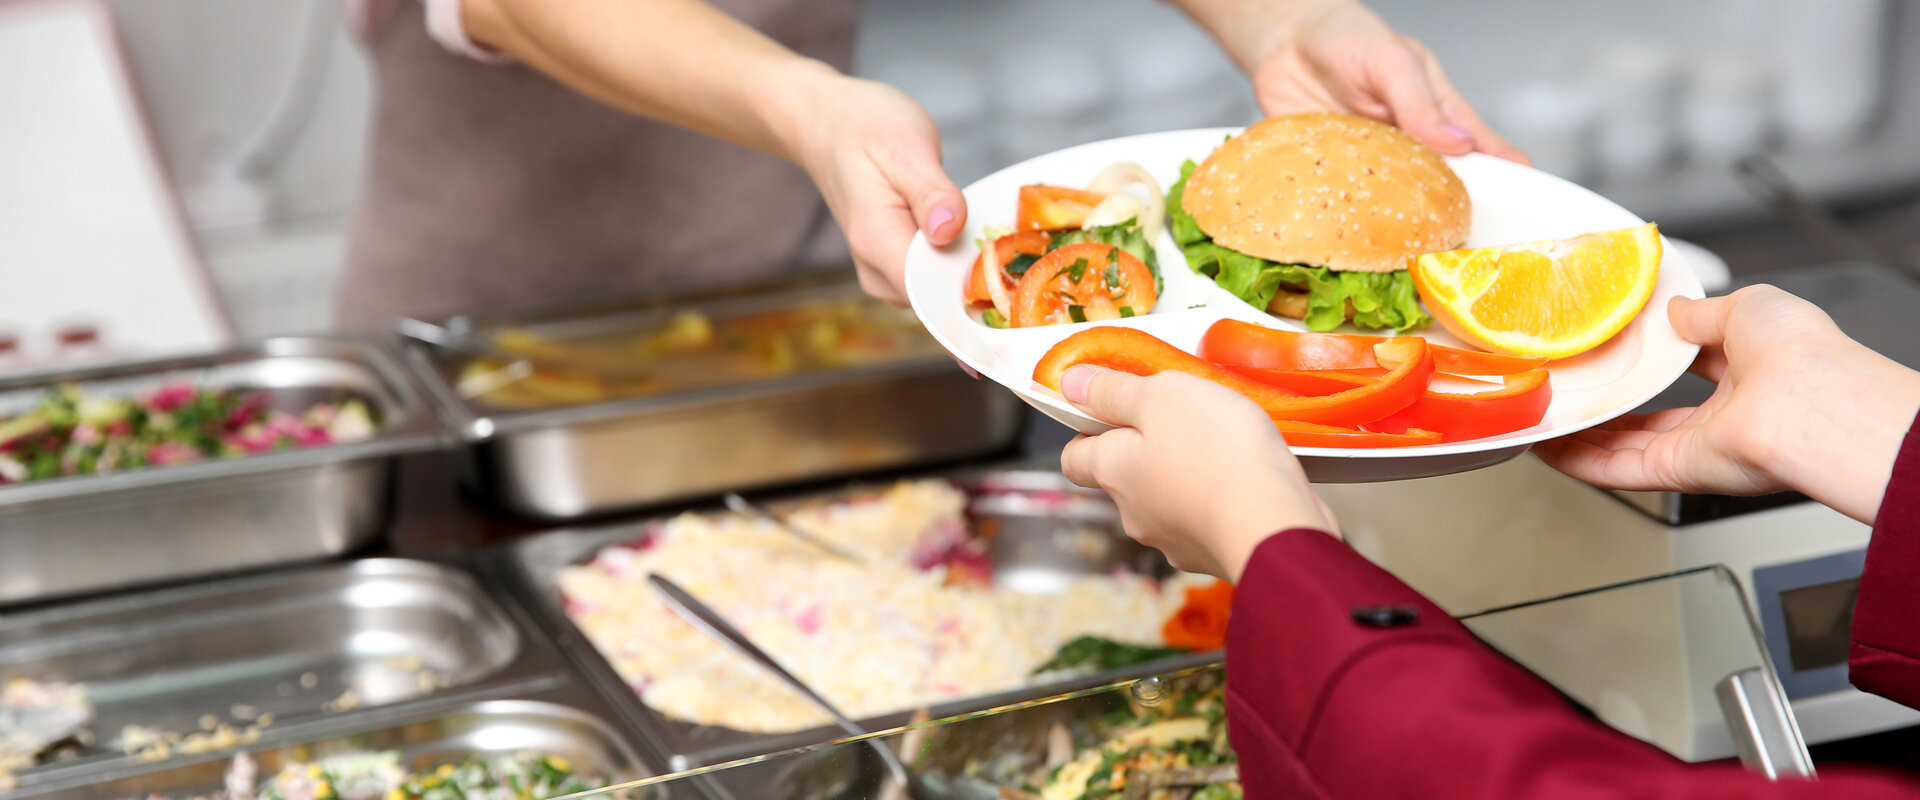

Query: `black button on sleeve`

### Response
(1351, 604, 1419, 627)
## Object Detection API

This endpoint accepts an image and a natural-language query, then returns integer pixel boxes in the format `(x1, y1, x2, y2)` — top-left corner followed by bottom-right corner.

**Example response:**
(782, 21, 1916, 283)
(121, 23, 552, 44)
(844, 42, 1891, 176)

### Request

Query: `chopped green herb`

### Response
(1103, 259, 1121, 289)
(1068, 305, 1087, 323)
(1003, 252, 1041, 278)
(1052, 257, 1091, 284)
(982, 308, 1010, 328)
(1120, 306, 1136, 318)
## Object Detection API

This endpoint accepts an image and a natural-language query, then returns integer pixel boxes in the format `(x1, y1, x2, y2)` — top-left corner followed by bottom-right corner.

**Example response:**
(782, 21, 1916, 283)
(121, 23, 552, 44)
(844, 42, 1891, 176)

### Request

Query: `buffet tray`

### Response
(5, 684, 669, 799)
(695, 665, 1226, 800)
(402, 272, 1025, 520)
(0, 558, 570, 788)
(0, 337, 445, 604)
(491, 467, 1219, 770)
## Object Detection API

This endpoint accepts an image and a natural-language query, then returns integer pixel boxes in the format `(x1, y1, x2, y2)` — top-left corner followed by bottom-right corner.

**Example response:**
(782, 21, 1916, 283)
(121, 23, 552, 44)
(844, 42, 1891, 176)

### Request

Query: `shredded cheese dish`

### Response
(556, 480, 1206, 733)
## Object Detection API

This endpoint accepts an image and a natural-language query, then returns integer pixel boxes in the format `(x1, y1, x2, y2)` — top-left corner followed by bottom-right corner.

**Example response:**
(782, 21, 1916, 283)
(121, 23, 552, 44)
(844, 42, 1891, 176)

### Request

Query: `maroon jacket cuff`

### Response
(1850, 408, 1920, 705)
(1224, 528, 1920, 798)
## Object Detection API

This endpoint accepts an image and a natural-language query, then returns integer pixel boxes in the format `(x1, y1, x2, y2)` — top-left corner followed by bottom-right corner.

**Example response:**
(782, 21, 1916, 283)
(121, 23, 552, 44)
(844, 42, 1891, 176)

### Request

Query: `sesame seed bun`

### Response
(1181, 112, 1471, 274)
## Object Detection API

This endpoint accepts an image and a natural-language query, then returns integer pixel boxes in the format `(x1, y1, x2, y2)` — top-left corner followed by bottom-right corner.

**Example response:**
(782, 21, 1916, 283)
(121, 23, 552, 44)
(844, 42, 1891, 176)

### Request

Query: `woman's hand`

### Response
(1057, 366, 1336, 582)
(777, 72, 966, 305)
(1533, 286, 1920, 525)
(1173, 0, 1526, 163)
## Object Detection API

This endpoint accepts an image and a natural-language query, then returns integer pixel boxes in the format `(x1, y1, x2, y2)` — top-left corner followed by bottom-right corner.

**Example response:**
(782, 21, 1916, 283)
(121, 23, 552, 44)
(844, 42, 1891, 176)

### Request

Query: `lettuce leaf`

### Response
(1167, 160, 1430, 332)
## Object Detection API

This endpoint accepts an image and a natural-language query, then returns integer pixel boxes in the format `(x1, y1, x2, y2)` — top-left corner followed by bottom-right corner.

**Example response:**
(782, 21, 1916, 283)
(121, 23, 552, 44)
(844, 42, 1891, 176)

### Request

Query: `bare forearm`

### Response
(461, 0, 832, 159)
(1161, 0, 1352, 71)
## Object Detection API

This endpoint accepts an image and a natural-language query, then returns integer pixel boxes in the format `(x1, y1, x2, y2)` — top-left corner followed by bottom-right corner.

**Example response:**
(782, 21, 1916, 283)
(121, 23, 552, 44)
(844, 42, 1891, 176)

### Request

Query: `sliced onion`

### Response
(1085, 161, 1165, 239)
(978, 235, 1013, 320)
(1082, 193, 1146, 229)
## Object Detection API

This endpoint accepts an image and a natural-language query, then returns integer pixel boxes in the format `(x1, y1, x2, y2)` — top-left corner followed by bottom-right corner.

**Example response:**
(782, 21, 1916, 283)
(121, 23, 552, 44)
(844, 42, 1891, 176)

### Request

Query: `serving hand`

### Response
(1173, 0, 1527, 163)
(1533, 286, 1920, 525)
(780, 72, 967, 306)
(1056, 366, 1337, 582)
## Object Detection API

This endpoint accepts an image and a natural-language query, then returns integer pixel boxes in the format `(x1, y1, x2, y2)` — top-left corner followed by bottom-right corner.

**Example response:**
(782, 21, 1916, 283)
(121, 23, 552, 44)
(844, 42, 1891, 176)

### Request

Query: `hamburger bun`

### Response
(1181, 112, 1471, 274)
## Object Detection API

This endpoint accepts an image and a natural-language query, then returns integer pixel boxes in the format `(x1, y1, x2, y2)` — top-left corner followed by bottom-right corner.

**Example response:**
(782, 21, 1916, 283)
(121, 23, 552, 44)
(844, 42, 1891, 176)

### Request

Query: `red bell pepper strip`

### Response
(1367, 369, 1553, 442)
(1227, 366, 1381, 396)
(1032, 326, 1434, 427)
(1200, 319, 1547, 375)
(1273, 419, 1443, 448)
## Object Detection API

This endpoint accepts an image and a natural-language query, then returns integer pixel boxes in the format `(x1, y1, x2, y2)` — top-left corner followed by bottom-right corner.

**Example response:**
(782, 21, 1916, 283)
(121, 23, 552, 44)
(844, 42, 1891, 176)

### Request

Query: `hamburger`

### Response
(1168, 111, 1471, 331)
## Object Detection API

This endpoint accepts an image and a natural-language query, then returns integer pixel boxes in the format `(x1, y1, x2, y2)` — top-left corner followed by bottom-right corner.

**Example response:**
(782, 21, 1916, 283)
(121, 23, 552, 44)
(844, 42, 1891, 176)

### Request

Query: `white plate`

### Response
(905, 128, 1704, 482)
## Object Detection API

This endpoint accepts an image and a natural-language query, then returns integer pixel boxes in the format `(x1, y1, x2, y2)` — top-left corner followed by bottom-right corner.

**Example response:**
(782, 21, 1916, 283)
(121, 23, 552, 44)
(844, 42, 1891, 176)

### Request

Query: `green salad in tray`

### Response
(0, 382, 374, 485)
(154, 750, 607, 800)
(1031, 681, 1239, 800)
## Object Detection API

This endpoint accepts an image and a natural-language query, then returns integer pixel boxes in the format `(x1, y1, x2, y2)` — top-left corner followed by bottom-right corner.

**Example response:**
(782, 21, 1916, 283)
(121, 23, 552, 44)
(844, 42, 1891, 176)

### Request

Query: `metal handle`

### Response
(1716, 667, 1815, 779)
(647, 574, 912, 789)
(723, 493, 866, 564)
(1733, 155, 1920, 281)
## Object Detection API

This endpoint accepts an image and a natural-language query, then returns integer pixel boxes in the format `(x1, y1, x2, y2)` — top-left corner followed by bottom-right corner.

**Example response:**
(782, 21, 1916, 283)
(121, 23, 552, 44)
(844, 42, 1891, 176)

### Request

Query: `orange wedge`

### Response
(1409, 223, 1662, 359)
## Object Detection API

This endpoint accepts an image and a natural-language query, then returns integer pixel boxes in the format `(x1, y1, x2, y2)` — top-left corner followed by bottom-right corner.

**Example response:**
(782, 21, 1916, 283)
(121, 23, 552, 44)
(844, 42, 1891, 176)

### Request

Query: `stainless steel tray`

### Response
(0, 337, 446, 603)
(6, 690, 662, 799)
(0, 559, 551, 786)
(492, 468, 1218, 770)
(402, 273, 1025, 520)
(694, 665, 1226, 800)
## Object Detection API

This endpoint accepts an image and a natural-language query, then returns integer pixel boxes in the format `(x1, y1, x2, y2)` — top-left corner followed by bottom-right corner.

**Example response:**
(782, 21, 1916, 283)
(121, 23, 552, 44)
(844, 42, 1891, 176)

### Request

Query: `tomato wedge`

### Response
(1200, 319, 1547, 375)
(1009, 243, 1157, 327)
(1032, 326, 1433, 427)
(1016, 185, 1108, 232)
(1367, 369, 1553, 442)
(965, 231, 1051, 307)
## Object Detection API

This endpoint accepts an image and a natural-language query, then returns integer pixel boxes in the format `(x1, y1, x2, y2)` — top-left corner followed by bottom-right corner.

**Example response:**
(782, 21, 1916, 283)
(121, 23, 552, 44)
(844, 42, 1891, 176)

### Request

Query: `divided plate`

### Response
(905, 127, 1704, 482)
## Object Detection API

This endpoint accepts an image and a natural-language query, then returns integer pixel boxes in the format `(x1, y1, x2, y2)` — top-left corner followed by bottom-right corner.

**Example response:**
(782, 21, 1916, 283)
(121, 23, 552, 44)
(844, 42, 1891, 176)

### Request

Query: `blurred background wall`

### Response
(79, 0, 1920, 337)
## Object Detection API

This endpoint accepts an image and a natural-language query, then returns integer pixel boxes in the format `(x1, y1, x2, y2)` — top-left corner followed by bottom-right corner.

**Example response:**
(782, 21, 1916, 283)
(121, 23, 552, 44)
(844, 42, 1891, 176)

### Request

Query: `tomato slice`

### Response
(965, 231, 1051, 307)
(1367, 369, 1552, 442)
(1016, 185, 1108, 232)
(1009, 243, 1157, 327)
(1272, 420, 1443, 448)
(1032, 326, 1433, 427)
(1200, 319, 1547, 375)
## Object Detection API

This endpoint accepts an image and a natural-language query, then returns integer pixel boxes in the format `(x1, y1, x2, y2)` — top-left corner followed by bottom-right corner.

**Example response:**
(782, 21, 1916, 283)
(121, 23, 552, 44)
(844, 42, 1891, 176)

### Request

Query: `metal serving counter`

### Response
(0, 557, 618, 794)
(0, 337, 445, 604)
(490, 467, 1218, 771)
(403, 273, 1026, 520)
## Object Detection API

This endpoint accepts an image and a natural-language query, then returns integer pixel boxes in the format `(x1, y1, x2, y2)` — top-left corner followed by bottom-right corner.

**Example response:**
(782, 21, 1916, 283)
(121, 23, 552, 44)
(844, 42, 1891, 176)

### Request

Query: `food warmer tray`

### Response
(5, 685, 674, 799)
(490, 467, 1220, 770)
(0, 337, 445, 604)
(401, 272, 1025, 520)
(692, 665, 1227, 800)
(0, 558, 578, 790)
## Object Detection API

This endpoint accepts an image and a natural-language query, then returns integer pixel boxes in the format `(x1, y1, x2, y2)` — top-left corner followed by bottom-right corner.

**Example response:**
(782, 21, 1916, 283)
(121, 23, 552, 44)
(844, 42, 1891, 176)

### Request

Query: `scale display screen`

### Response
(1755, 549, 1868, 699)
(1779, 578, 1860, 671)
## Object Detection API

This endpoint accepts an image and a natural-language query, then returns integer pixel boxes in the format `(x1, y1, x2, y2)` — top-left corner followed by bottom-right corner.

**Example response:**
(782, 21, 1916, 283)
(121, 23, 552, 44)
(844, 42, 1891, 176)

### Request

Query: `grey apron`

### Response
(336, 0, 857, 330)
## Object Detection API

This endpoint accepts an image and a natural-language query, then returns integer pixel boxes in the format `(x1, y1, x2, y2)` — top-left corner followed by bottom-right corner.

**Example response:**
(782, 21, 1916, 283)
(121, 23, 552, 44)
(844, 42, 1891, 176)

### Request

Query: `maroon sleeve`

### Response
(1850, 409, 1920, 707)
(1224, 528, 1920, 799)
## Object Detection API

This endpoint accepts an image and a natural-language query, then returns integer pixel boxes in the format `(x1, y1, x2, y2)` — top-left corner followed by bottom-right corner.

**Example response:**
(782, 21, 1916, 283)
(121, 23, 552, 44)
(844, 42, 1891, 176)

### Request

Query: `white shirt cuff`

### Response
(423, 0, 512, 64)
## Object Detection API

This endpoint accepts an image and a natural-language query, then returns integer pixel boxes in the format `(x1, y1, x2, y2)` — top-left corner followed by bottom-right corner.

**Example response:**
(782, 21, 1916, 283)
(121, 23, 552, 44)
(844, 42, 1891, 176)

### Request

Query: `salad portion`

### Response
(144, 750, 605, 800)
(0, 382, 376, 485)
(966, 163, 1167, 329)
(1033, 683, 1238, 800)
